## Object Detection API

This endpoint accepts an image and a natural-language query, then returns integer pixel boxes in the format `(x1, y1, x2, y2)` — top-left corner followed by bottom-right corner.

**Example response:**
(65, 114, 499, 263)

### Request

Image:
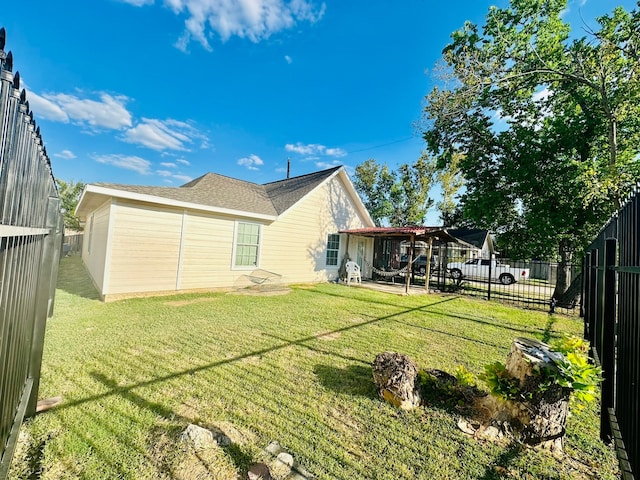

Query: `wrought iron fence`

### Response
(389, 243, 580, 315)
(0, 29, 62, 479)
(583, 186, 639, 480)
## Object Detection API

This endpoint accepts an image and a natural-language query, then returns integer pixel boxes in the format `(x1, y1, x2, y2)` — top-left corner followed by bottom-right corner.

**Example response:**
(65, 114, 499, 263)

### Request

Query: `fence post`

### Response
(600, 238, 617, 441)
(583, 252, 591, 339)
(588, 249, 598, 348)
(26, 197, 60, 417)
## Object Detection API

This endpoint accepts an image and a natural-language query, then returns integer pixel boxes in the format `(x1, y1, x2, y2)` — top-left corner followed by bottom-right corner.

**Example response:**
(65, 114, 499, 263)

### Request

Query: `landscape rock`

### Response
(372, 352, 422, 409)
(248, 462, 272, 480)
(180, 423, 231, 449)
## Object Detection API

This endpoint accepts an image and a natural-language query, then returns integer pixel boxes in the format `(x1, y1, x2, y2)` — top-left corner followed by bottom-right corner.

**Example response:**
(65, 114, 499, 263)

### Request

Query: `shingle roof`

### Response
(95, 166, 342, 217)
(448, 228, 489, 249)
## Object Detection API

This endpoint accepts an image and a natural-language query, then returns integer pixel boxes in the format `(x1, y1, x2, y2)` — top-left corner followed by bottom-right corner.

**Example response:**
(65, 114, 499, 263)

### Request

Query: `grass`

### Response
(9, 256, 618, 479)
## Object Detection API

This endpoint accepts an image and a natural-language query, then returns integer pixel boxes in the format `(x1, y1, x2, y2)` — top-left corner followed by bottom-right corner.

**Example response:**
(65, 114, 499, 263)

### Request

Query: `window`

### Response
(234, 222, 261, 268)
(326, 234, 340, 266)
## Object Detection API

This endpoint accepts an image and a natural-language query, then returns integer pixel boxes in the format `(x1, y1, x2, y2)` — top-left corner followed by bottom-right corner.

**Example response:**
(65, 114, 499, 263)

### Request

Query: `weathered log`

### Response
(372, 352, 422, 410)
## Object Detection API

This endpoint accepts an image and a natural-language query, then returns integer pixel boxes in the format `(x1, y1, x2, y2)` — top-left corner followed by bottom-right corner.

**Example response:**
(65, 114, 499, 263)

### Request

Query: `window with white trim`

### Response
(234, 222, 261, 268)
(325, 233, 340, 266)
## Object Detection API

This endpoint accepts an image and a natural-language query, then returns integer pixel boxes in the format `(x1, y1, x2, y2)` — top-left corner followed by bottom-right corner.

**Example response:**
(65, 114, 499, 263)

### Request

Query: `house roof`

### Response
(448, 228, 490, 249)
(76, 165, 370, 223)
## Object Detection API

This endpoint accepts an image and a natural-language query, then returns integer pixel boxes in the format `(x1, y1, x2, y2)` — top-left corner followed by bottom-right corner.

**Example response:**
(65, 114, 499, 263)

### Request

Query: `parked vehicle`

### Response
(399, 254, 436, 276)
(446, 258, 530, 285)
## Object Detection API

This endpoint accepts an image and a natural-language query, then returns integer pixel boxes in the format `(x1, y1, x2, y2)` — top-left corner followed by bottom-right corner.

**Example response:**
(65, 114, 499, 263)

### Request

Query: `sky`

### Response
(1, 0, 637, 223)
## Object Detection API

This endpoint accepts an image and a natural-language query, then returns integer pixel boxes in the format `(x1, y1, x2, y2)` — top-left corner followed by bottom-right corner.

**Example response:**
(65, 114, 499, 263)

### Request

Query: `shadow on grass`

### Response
(55, 297, 458, 413)
(56, 256, 101, 300)
(307, 287, 559, 340)
(91, 371, 254, 475)
(479, 443, 522, 480)
(313, 364, 377, 399)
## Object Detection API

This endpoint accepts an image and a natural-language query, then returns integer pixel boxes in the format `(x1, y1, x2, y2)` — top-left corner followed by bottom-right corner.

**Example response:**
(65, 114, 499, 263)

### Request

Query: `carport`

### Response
(338, 226, 460, 294)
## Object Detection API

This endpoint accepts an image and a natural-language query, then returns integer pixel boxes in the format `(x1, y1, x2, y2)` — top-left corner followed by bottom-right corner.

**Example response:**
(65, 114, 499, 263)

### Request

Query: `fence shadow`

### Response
(56, 256, 101, 300)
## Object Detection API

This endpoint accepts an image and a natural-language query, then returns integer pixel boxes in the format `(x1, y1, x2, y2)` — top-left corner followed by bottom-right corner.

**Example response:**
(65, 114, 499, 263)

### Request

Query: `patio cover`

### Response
(338, 226, 458, 243)
(338, 227, 461, 293)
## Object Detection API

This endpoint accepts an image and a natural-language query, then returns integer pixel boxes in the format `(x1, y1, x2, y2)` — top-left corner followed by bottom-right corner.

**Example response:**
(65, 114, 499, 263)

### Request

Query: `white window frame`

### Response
(232, 221, 262, 270)
(325, 233, 340, 268)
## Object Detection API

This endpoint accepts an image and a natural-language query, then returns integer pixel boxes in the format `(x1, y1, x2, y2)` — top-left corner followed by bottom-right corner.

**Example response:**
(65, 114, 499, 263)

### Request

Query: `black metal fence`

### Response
(0, 29, 62, 479)
(583, 187, 640, 480)
(385, 243, 580, 315)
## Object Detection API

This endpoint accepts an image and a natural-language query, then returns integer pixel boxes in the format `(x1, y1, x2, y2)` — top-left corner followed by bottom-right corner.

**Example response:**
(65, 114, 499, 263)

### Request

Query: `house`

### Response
(75, 166, 375, 301)
(448, 228, 494, 259)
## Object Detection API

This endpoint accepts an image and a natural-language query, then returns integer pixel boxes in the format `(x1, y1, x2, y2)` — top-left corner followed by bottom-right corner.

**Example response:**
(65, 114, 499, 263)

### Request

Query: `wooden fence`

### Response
(583, 185, 640, 480)
(0, 29, 62, 479)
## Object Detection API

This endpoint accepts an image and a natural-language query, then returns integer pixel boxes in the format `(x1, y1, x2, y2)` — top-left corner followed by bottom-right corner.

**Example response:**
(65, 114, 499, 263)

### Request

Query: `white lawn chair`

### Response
(345, 261, 362, 286)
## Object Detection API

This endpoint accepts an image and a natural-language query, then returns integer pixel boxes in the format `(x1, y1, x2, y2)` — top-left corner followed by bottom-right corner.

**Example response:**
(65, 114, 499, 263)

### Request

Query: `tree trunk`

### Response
(552, 239, 573, 300)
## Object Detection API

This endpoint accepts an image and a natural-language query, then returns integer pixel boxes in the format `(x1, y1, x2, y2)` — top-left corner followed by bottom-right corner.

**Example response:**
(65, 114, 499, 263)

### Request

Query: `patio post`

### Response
(405, 234, 414, 294)
(424, 236, 433, 292)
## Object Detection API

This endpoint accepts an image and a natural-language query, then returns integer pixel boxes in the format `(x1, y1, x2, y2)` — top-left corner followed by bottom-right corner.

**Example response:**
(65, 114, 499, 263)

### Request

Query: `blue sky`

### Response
(1, 0, 636, 222)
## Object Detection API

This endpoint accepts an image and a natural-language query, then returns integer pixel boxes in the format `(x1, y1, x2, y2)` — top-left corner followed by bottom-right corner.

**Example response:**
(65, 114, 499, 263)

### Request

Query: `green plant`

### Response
(479, 362, 522, 401)
(548, 336, 603, 404)
(454, 364, 475, 387)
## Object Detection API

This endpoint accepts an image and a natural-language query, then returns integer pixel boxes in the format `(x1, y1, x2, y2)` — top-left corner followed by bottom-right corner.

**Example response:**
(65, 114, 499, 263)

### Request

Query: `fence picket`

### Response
(0, 29, 61, 479)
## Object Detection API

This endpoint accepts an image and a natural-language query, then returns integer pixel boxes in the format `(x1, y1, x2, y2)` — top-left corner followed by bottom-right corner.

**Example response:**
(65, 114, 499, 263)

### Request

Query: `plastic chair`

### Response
(345, 261, 362, 286)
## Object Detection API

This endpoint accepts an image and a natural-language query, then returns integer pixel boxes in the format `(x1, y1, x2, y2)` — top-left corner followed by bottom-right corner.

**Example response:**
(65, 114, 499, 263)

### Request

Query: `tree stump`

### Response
(477, 338, 571, 451)
(506, 338, 571, 450)
(372, 352, 422, 410)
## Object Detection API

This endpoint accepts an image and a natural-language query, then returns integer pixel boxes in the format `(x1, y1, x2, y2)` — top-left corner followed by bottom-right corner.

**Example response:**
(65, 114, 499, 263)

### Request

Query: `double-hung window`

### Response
(234, 222, 261, 268)
(326, 233, 340, 266)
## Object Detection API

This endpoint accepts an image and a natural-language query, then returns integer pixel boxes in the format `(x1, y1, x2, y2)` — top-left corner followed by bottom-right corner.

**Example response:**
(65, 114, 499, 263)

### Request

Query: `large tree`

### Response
(353, 156, 435, 227)
(422, 0, 640, 297)
(56, 179, 85, 231)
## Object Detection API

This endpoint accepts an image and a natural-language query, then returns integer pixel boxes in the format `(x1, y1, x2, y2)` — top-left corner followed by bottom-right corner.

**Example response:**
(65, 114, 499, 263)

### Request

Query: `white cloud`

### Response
(160, 162, 177, 168)
(173, 174, 193, 182)
(237, 153, 264, 170)
(122, 118, 208, 151)
(119, 0, 154, 5)
(156, 169, 174, 176)
(177, 158, 191, 165)
(42, 93, 132, 130)
(325, 147, 346, 157)
(54, 149, 77, 159)
(164, 0, 326, 51)
(315, 160, 340, 169)
(285, 142, 346, 158)
(94, 154, 151, 174)
(285, 55, 293, 64)
(26, 90, 70, 123)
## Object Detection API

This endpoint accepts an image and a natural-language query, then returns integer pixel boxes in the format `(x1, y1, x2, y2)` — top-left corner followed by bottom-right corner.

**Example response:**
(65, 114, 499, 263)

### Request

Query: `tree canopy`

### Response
(422, 0, 640, 264)
(56, 179, 85, 231)
(353, 156, 435, 227)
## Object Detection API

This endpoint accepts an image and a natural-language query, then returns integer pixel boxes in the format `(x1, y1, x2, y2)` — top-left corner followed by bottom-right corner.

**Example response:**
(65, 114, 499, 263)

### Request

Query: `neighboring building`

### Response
(448, 228, 494, 259)
(75, 166, 375, 301)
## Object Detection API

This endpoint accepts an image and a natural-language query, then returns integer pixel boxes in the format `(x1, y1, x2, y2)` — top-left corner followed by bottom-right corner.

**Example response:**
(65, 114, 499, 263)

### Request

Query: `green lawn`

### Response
(10, 257, 618, 479)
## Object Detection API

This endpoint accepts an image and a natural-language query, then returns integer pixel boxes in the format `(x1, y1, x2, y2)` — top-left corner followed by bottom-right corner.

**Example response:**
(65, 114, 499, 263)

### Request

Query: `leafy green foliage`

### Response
(56, 179, 85, 231)
(353, 155, 435, 226)
(479, 336, 602, 407)
(422, 0, 640, 268)
(479, 361, 522, 401)
(454, 364, 476, 387)
(550, 336, 602, 405)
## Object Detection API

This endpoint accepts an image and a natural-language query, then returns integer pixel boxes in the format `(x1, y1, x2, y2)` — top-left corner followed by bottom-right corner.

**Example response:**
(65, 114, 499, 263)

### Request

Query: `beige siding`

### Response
(85, 171, 374, 298)
(82, 200, 111, 294)
(106, 201, 183, 294)
(178, 211, 246, 289)
(261, 175, 372, 283)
